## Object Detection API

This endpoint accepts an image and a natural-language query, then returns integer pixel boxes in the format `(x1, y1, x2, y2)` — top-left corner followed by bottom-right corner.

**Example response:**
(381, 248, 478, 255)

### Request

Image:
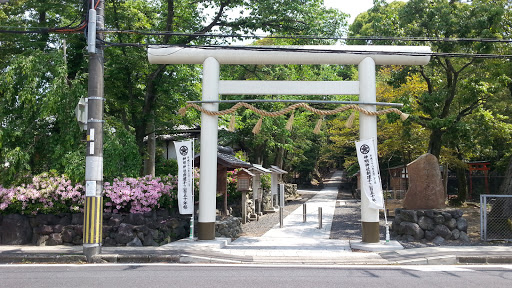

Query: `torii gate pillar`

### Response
(197, 57, 220, 240)
(359, 57, 379, 242)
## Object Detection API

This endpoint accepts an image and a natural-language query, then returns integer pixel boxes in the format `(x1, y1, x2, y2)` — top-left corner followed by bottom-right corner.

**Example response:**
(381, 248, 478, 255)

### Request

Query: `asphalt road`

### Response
(1, 264, 511, 288)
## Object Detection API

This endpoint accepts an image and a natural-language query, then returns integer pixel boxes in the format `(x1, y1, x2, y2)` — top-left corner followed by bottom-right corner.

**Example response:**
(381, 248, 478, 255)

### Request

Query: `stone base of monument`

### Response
(350, 240, 404, 252)
(391, 208, 470, 243)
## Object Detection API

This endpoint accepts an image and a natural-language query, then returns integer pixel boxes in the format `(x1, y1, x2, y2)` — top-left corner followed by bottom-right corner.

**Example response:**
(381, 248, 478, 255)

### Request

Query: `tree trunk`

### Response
(455, 165, 467, 203)
(500, 157, 512, 196)
(135, 123, 146, 176)
(138, 64, 166, 176)
(143, 118, 156, 177)
(217, 168, 228, 216)
(489, 157, 512, 218)
(275, 135, 286, 169)
(443, 163, 449, 200)
(487, 157, 512, 236)
(427, 128, 444, 158)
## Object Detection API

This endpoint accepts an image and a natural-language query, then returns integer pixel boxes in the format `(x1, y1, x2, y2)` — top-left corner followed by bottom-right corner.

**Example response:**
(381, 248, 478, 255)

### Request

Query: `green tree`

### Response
(0, 0, 350, 186)
(0, 0, 87, 186)
(349, 0, 512, 201)
(0, 1, 145, 185)
(350, 0, 510, 158)
(0, 48, 86, 186)
(217, 35, 355, 184)
(324, 70, 430, 181)
(103, 0, 347, 176)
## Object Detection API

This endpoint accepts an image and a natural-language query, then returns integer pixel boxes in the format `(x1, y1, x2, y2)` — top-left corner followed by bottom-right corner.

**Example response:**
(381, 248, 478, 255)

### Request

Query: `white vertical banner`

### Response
(356, 138, 384, 209)
(174, 140, 194, 214)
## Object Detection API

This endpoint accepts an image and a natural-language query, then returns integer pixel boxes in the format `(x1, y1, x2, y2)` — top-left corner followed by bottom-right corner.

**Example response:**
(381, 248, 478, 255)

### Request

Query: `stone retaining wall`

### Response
(215, 217, 242, 239)
(0, 211, 243, 246)
(392, 208, 470, 244)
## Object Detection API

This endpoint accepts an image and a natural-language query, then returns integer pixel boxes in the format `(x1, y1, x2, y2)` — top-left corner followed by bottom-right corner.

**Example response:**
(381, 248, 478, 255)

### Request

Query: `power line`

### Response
(2, 23, 511, 59)
(0, 0, 99, 34)
(1, 32, 509, 59)
(103, 30, 512, 43)
(1, 28, 511, 44)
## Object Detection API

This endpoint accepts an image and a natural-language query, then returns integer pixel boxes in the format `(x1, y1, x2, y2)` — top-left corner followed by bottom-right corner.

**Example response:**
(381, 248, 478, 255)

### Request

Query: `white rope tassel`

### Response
(252, 117, 263, 134)
(228, 115, 236, 132)
(345, 111, 357, 128)
(285, 113, 295, 131)
(313, 117, 323, 134)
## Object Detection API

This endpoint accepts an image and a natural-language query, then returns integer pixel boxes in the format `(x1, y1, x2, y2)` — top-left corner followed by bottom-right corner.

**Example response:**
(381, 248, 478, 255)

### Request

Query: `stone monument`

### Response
(403, 153, 446, 209)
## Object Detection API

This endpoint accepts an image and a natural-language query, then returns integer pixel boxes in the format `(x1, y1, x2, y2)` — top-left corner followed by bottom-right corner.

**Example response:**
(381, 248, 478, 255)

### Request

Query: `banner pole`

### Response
(190, 138, 195, 240)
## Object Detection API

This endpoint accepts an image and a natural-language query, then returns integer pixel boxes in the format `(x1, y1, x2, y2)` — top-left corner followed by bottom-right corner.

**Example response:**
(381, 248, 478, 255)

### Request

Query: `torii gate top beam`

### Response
(148, 45, 431, 66)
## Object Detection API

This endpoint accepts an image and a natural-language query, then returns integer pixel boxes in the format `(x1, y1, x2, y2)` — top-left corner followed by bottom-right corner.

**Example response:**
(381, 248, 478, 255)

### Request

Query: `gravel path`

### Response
(330, 200, 362, 240)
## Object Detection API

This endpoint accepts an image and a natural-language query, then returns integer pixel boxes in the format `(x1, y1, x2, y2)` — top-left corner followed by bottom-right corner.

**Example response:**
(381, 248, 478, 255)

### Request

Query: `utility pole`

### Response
(83, 0, 104, 261)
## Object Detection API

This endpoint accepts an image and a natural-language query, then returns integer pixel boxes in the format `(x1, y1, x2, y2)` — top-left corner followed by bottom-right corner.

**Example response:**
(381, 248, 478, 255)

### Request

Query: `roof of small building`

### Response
(218, 152, 252, 168)
(249, 164, 272, 174)
(194, 146, 251, 169)
(269, 165, 287, 174)
(235, 168, 255, 177)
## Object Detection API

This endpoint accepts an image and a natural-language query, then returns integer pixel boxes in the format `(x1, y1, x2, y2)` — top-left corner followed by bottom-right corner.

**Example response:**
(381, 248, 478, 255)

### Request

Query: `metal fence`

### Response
(480, 194, 512, 241)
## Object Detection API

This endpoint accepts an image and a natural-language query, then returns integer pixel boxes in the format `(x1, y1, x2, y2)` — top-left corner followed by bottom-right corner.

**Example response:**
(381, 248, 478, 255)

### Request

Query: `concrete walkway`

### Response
(219, 184, 357, 263)
(175, 171, 393, 264)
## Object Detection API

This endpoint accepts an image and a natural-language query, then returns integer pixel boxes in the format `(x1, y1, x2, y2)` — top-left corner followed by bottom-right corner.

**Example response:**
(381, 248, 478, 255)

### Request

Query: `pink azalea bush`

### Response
(103, 175, 178, 214)
(0, 172, 84, 215)
(224, 170, 241, 203)
(1, 172, 198, 215)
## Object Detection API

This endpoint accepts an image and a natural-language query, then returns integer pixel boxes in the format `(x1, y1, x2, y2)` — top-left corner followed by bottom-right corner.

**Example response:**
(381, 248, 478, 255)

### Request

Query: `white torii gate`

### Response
(148, 45, 431, 241)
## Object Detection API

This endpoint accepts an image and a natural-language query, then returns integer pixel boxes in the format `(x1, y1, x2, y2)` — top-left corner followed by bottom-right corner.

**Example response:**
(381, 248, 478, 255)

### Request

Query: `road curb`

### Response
(179, 254, 244, 264)
(457, 256, 512, 264)
(91, 254, 181, 263)
(0, 253, 181, 264)
(0, 254, 86, 264)
(2, 253, 512, 265)
(392, 255, 457, 265)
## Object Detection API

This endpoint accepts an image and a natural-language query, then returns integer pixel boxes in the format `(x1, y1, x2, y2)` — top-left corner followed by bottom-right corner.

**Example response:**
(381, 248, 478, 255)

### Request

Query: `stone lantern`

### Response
(235, 169, 254, 224)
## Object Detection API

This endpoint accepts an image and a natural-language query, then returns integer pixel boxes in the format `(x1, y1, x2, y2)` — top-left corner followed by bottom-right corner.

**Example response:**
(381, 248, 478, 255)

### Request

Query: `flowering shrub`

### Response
(103, 175, 178, 214)
(225, 170, 242, 203)
(1, 172, 199, 215)
(0, 172, 84, 215)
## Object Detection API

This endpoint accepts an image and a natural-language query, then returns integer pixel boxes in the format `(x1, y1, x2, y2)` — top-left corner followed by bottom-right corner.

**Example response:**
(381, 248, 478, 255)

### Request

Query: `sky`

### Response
(324, 0, 407, 24)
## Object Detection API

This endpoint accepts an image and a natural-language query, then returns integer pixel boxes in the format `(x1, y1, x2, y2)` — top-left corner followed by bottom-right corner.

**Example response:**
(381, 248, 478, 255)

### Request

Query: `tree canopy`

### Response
(1, 0, 511, 201)
(0, 0, 348, 185)
(347, 0, 512, 201)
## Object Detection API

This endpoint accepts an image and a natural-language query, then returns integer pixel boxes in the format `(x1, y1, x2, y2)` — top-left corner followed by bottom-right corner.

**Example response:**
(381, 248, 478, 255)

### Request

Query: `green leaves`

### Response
(103, 120, 143, 182)
(0, 47, 86, 186)
(1, 147, 31, 187)
(348, 0, 512, 168)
